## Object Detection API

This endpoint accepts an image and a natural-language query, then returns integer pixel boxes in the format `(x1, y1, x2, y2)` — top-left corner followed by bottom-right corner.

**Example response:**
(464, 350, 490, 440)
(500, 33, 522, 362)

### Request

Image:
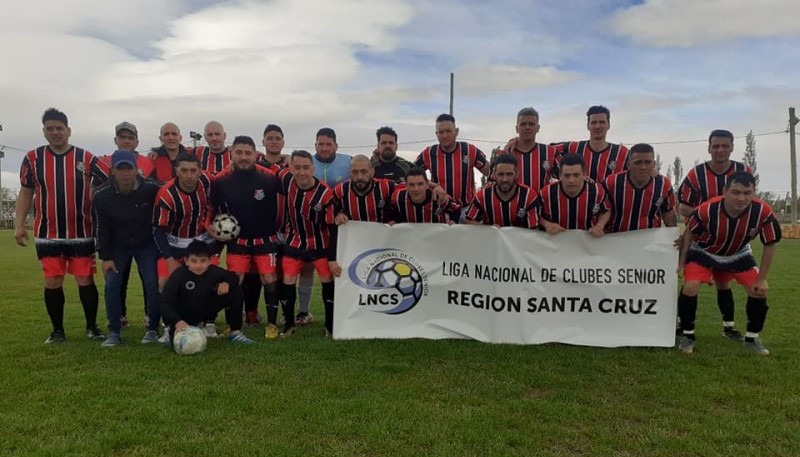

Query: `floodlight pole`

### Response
(790, 107, 799, 224)
(449, 73, 454, 116)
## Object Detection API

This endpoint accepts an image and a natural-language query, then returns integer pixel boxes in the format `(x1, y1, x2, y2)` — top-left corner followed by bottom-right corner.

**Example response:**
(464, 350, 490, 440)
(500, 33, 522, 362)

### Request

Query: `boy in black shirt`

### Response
(160, 241, 253, 344)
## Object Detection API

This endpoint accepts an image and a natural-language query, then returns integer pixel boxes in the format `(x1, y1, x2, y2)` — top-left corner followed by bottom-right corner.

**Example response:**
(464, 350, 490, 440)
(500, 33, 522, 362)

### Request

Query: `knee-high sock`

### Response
(281, 284, 296, 329)
(44, 287, 66, 332)
(297, 272, 314, 314)
(78, 284, 99, 328)
(745, 297, 769, 334)
(264, 282, 279, 325)
(678, 292, 697, 335)
(717, 288, 735, 323)
(242, 273, 262, 313)
(322, 281, 334, 333)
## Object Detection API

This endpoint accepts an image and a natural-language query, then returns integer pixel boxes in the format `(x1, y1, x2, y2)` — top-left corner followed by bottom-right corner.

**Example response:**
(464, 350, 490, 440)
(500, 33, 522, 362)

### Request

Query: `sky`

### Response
(1, 0, 798, 199)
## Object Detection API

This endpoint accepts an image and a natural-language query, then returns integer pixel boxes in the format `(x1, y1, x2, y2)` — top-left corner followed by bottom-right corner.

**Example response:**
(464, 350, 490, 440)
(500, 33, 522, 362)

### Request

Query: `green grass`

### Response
(0, 230, 797, 457)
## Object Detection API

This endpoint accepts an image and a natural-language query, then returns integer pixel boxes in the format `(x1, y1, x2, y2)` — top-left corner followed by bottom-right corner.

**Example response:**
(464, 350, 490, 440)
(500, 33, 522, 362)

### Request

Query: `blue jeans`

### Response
(104, 244, 160, 333)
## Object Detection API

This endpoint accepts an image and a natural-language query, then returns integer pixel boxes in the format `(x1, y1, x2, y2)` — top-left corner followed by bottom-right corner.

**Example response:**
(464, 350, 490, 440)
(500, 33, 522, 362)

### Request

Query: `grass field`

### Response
(0, 230, 797, 457)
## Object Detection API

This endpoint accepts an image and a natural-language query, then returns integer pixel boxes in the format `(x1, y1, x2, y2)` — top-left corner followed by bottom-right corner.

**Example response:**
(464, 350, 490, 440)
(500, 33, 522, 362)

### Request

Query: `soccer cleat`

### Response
(158, 327, 171, 345)
(120, 315, 129, 328)
(228, 332, 254, 344)
(722, 327, 744, 342)
(265, 323, 279, 340)
(45, 330, 66, 344)
(295, 312, 315, 326)
(676, 335, 695, 354)
(141, 330, 159, 344)
(744, 338, 770, 356)
(203, 322, 218, 338)
(101, 332, 122, 347)
(280, 326, 296, 338)
(86, 326, 105, 341)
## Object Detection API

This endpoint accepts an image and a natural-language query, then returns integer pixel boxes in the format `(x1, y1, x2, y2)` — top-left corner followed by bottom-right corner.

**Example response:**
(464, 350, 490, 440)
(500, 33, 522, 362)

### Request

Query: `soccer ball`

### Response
(173, 326, 207, 356)
(366, 258, 423, 313)
(212, 213, 241, 241)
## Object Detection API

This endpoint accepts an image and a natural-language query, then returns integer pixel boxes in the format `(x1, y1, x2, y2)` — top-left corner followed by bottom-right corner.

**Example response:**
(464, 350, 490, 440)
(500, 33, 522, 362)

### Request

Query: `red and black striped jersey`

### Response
(281, 173, 336, 252)
(604, 171, 676, 232)
(333, 178, 395, 223)
(20, 146, 109, 239)
(258, 154, 289, 170)
(153, 173, 213, 238)
(538, 181, 609, 230)
(101, 153, 155, 179)
(496, 144, 558, 190)
(389, 188, 459, 224)
(466, 184, 539, 228)
(414, 142, 488, 206)
(553, 141, 629, 183)
(688, 196, 781, 256)
(678, 161, 751, 208)
(194, 146, 231, 175)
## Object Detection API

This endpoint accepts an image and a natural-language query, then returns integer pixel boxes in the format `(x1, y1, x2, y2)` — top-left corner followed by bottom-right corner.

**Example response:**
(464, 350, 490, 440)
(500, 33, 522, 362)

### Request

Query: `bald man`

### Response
(151, 122, 189, 183)
(195, 121, 233, 175)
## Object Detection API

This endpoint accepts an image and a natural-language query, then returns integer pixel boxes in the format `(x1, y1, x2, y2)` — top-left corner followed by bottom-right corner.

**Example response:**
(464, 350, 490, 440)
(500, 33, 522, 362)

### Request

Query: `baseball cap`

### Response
(115, 121, 138, 136)
(111, 150, 137, 168)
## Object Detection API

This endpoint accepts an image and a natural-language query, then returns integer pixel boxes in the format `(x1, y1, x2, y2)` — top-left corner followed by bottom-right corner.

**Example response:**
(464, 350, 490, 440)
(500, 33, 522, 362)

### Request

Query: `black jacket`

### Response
(92, 176, 161, 260)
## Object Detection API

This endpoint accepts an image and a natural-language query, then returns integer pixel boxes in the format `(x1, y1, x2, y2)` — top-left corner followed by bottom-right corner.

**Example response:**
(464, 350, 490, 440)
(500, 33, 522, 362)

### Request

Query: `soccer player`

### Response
(676, 172, 779, 356)
(294, 128, 351, 326)
(388, 167, 460, 224)
(15, 108, 109, 343)
(604, 143, 677, 232)
(677, 129, 752, 341)
(496, 107, 559, 191)
(333, 155, 395, 225)
(260, 124, 289, 168)
(194, 121, 231, 175)
(373, 126, 414, 183)
(280, 150, 337, 337)
(466, 154, 538, 228)
(553, 105, 629, 183)
(210, 136, 284, 340)
(151, 122, 189, 183)
(414, 113, 490, 222)
(160, 240, 254, 345)
(538, 154, 610, 236)
(92, 150, 162, 346)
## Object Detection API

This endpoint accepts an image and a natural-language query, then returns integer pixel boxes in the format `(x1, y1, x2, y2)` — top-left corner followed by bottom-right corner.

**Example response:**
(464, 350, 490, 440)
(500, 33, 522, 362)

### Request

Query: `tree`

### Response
(672, 156, 683, 192)
(743, 129, 760, 188)
(655, 153, 663, 174)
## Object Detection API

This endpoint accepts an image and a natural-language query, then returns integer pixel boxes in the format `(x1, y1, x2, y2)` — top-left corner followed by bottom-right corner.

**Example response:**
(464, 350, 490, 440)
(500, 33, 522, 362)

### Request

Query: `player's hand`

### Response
(334, 213, 349, 225)
(588, 225, 605, 238)
(447, 220, 455, 226)
(504, 137, 517, 152)
(387, 221, 396, 227)
(166, 257, 180, 274)
(328, 261, 342, 278)
(102, 260, 118, 276)
(749, 279, 769, 298)
(216, 282, 230, 295)
(15, 226, 29, 246)
(175, 320, 189, 332)
(543, 221, 565, 235)
(209, 227, 227, 242)
(431, 185, 447, 203)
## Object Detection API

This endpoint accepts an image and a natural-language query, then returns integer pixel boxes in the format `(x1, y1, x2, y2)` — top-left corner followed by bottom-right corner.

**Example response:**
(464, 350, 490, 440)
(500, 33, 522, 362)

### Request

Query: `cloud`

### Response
(454, 64, 582, 95)
(610, 0, 800, 46)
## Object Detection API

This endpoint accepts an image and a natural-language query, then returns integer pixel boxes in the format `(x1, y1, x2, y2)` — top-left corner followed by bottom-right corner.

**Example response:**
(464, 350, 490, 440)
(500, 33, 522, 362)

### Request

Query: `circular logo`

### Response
(185, 281, 196, 290)
(348, 248, 428, 315)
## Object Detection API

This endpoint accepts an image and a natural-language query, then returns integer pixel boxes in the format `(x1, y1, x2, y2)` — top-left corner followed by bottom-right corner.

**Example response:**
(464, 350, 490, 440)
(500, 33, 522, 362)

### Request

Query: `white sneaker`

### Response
(158, 327, 170, 344)
(204, 322, 219, 338)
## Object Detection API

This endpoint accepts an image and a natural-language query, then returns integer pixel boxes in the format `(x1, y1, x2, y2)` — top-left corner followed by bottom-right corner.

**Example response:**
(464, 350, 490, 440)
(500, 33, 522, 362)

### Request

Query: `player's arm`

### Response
(589, 211, 611, 237)
(678, 203, 695, 218)
(14, 186, 34, 246)
(92, 191, 117, 275)
(662, 210, 677, 227)
(677, 228, 694, 275)
(751, 243, 776, 298)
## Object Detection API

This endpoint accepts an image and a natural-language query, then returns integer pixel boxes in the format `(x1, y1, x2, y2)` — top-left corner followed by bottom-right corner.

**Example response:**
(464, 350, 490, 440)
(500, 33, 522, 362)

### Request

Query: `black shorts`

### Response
(35, 238, 95, 259)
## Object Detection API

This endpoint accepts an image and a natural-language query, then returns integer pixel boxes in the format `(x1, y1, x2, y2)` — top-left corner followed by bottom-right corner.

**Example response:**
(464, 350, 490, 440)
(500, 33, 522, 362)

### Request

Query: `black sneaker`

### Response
(45, 330, 66, 344)
(722, 327, 744, 342)
(86, 326, 105, 341)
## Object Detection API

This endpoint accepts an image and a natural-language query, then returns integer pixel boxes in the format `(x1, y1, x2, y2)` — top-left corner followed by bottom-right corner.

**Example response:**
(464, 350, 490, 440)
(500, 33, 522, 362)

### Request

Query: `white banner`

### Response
(334, 222, 679, 347)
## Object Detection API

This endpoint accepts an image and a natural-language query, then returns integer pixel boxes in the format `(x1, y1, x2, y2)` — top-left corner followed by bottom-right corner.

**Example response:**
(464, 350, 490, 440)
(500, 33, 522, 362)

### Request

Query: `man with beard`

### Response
(388, 168, 460, 225)
(210, 136, 283, 340)
(466, 155, 538, 228)
(373, 126, 414, 183)
(538, 154, 610, 236)
(677, 130, 752, 342)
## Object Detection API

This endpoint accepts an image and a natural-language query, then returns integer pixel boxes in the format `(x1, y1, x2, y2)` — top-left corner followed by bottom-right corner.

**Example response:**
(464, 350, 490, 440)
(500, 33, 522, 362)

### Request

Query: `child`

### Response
(160, 240, 253, 344)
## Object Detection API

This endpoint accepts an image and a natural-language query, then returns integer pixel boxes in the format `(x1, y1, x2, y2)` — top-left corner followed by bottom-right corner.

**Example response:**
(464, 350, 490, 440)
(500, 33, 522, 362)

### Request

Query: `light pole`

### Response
(0, 122, 4, 228)
(189, 131, 202, 149)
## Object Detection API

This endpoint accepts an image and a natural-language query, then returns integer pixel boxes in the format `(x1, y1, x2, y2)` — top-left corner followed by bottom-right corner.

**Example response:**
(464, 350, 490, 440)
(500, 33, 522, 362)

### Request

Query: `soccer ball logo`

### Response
(365, 258, 423, 314)
(212, 213, 241, 241)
